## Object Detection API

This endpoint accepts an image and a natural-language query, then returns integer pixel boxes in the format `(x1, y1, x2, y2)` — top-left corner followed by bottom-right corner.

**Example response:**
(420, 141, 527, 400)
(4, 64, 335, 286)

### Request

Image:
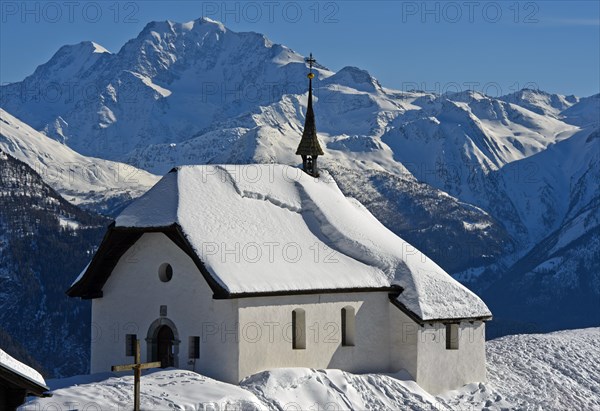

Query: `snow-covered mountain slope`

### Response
(122, 79, 417, 176)
(561, 93, 600, 127)
(21, 328, 600, 411)
(471, 129, 600, 331)
(495, 127, 599, 243)
(455, 128, 600, 334)
(2, 17, 579, 183)
(0, 18, 589, 239)
(0, 109, 159, 210)
(0, 17, 515, 273)
(380, 90, 580, 203)
(481, 222, 600, 336)
(0, 151, 108, 377)
(327, 165, 513, 273)
(0, 41, 111, 140)
(444, 125, 600, 250)
(0, 18, 329, 161)
(499, 88, 578, 118)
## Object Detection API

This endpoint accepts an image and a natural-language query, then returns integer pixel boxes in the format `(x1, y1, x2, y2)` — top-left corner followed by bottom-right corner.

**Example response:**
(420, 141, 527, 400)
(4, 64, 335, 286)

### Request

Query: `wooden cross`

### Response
(111, 340, 161, 411)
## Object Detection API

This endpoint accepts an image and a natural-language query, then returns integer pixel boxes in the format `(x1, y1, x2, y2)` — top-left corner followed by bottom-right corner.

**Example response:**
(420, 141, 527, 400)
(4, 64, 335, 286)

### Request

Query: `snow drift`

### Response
(20, 328, 600, 411)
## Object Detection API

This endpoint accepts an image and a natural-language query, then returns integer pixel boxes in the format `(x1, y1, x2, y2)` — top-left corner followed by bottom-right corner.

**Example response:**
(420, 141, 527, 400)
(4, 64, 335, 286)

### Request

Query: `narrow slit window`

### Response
(446, 323, 459, 350)
(341, 306, 356, 346)
(292, 309, 306, 350)
(189, 336, 200, 359)
(125, 334, 137, 357)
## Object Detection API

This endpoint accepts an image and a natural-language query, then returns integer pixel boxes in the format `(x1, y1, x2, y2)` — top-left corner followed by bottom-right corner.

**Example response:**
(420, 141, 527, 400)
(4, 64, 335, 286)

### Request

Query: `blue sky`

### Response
(1, 1, 598, 97)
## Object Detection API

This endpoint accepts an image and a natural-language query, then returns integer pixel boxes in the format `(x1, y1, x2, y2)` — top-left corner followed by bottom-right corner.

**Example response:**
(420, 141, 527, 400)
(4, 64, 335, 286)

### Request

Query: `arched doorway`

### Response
(156, 325, 175, 368)
(146, 318, 180, 368)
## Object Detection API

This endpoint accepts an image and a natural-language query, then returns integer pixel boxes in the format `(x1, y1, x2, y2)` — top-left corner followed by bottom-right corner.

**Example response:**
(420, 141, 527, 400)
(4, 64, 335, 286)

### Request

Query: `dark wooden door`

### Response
(156, 325, 174, 368)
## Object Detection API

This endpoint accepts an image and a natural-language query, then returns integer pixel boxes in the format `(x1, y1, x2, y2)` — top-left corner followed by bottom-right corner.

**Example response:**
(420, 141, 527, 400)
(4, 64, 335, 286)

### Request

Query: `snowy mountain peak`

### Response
(324, 66, 383, 93)
(190, 16, 228, 31)
(445, 89, 488, 102)
(561, 93, 600, 127)
(90, 41, 110, 54)
(143, 18, 199, 34)
(62, 40, 110, 54)
(51, 40, 109, 60)
(142, 17, 225, 35)
(137, 16, 228, 41)
(500, 88, 578, 118)
(30, 40, 111, 81)
(116, 16, 295, 79)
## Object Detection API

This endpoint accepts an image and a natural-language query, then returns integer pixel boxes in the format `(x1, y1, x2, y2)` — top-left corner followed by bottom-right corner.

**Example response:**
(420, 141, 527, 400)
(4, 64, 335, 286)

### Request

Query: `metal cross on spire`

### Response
(305, 53, 316, 73)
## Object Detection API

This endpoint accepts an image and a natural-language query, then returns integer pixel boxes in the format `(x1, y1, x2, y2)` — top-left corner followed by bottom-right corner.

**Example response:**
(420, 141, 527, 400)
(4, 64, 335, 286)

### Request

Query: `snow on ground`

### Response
(0, 349, 47, 387)
(442, 327, 600, 410)
(21, 328, 600, 410)
(20, 369, 262, 411)
(242, 369, 441, 410)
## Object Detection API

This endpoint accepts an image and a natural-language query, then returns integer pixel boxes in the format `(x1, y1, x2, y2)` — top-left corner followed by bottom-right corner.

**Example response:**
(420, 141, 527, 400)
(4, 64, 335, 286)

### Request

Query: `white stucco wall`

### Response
(389, 305, 419, 379)
(415, 321, 487, 394)
(237, 292, 394, 381)
(90, 233, 239, 383)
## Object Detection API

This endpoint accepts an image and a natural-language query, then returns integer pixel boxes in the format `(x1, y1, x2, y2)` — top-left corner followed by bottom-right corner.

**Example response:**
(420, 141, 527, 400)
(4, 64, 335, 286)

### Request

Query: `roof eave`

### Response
(66, 220, 118, 298)
(388, 294, 493, 325)
(218, 285, 401, 300)
(0, 365, 49, 396)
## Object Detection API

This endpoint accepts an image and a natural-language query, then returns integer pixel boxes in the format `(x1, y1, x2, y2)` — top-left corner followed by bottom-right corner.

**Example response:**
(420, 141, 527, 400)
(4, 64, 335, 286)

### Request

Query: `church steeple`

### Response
(296, 53, 324, 177)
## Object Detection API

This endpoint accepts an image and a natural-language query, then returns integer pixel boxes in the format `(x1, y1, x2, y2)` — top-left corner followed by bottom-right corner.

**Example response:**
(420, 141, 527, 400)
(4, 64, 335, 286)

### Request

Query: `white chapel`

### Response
(68, 56, 492, 395)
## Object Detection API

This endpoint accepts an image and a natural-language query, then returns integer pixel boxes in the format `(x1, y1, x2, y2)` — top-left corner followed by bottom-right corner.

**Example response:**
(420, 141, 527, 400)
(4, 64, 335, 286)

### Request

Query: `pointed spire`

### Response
(296, 53, 324, 177)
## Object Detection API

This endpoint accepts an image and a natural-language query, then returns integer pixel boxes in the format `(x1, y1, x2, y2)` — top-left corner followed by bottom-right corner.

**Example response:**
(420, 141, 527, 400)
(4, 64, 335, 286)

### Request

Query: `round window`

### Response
(158, 263, 173, 282)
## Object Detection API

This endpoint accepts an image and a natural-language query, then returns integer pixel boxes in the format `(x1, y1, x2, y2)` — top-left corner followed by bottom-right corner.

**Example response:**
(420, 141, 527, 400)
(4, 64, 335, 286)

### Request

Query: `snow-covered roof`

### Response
(76, 164, 491, 321)
(0, 349, 47, 389)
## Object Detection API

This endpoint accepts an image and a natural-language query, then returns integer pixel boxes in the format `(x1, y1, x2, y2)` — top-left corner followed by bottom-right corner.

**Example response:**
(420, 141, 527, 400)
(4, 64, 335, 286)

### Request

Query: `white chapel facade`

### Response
(68, 57, 492, 395)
